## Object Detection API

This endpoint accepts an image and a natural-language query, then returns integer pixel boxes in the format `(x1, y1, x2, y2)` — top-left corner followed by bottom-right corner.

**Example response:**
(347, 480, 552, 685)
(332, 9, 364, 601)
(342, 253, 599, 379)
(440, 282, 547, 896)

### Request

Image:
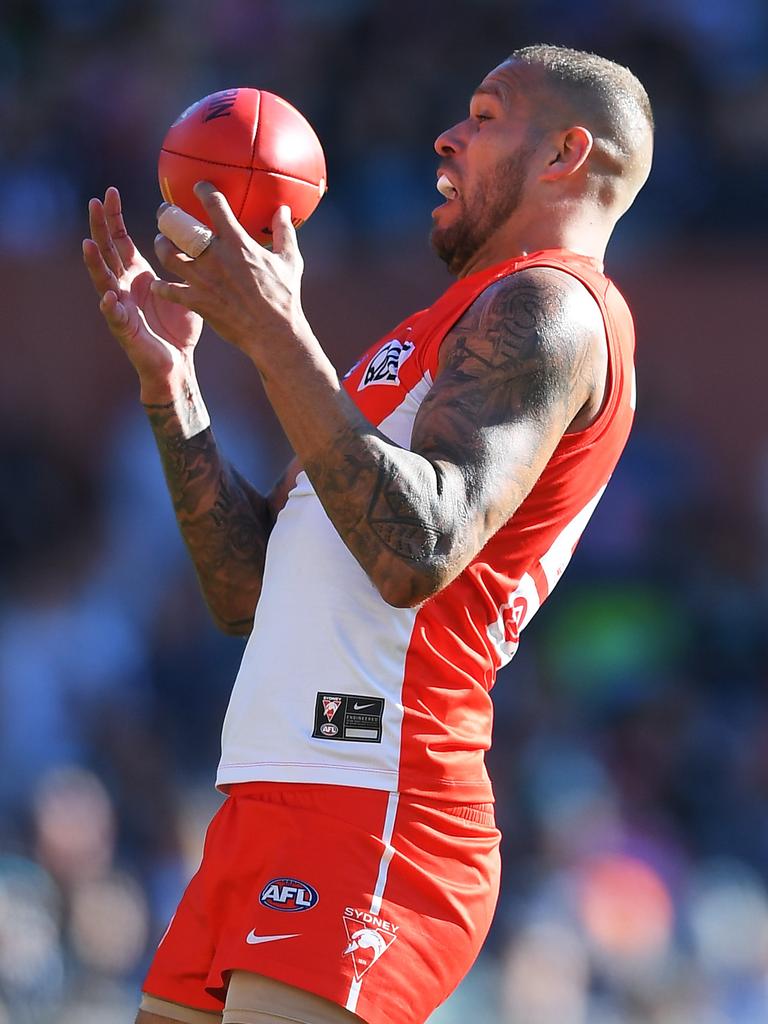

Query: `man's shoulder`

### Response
(446, 264, 606, 357)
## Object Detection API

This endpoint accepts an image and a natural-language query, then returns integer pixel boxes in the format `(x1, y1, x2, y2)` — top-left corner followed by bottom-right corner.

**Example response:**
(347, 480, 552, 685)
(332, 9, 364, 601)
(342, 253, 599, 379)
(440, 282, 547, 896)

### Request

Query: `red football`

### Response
(158, 88, 327, 244)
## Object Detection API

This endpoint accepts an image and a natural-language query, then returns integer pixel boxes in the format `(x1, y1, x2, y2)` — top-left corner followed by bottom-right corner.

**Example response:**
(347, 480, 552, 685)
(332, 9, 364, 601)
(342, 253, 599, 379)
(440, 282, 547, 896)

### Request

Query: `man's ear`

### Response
(540, 126, 594, 181)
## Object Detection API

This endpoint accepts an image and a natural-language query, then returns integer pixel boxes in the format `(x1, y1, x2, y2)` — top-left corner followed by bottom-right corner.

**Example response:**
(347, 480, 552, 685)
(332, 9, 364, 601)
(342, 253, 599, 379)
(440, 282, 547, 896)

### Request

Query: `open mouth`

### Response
(436, 173, 459, 201)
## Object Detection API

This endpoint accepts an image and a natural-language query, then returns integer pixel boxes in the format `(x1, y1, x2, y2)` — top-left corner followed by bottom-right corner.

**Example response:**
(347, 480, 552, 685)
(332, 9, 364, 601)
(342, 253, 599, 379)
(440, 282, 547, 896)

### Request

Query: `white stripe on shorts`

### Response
(345, 792, 399, 1013)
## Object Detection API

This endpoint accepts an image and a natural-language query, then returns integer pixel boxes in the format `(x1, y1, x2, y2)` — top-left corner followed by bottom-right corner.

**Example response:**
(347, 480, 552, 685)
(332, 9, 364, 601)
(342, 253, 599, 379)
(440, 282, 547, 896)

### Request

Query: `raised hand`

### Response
(151, 182, 309, 368)
(82, 187, 203, 395)
(84, 188, 287, 633)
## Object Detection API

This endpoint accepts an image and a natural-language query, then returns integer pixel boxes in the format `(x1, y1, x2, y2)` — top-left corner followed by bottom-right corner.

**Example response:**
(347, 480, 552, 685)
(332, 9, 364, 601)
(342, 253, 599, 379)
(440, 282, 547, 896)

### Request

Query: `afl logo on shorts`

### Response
(259, 878, 319, 912)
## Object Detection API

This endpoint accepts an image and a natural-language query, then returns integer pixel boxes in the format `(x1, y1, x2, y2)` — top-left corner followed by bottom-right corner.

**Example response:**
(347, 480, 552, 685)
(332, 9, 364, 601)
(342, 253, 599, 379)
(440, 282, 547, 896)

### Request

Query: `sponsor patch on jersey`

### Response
(342, 907, 398, 980)
(312, 693, 384, 743)
(357, 338, 415, 390)
(259, 877, 319, 912)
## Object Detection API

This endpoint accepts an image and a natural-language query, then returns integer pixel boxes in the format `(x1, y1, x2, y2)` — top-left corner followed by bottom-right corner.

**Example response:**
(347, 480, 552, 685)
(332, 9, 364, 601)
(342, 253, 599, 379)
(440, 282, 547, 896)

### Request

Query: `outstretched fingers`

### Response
(103, 186, 138, 266)
(88, 196, 125, 278)
(82, 237, 120, 298)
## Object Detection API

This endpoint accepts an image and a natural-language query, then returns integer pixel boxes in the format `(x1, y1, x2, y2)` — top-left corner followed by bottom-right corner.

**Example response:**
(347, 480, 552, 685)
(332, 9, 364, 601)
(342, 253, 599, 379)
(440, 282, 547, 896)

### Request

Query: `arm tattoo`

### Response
(366, 461, 445, 560)
(304, 268, 599, 604)
(144, 389, 274, 632)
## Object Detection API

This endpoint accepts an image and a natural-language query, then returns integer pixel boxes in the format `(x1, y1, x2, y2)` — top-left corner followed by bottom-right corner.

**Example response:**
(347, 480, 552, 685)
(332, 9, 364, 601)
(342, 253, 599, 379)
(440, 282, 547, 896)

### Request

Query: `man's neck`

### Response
(457, 209, 613, 278)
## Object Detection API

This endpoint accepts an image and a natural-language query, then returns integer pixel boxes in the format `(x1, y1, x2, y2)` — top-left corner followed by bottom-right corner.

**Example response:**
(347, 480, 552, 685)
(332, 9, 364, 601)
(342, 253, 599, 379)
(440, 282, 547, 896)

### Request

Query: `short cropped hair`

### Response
(509, 44, 654, 159)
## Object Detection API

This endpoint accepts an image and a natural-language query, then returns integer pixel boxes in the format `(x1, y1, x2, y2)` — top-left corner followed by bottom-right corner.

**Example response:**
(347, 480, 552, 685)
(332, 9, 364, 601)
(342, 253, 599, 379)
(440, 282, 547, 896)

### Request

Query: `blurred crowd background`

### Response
(2, 1, 768, 1022)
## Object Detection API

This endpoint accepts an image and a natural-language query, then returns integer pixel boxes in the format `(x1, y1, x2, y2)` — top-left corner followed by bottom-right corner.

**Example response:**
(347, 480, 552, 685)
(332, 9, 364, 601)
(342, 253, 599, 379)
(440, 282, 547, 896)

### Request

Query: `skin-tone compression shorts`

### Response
(140, 970, 360, 1023)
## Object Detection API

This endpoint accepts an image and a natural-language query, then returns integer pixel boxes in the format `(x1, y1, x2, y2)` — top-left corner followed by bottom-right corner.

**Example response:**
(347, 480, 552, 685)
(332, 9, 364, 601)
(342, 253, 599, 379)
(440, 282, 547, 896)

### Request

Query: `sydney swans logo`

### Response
(342, 908, 398, 981)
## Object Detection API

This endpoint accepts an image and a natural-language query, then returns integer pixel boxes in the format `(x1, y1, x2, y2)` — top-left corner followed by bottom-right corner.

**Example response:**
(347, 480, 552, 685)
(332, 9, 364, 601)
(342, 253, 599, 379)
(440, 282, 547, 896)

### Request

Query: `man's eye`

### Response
(475, 113, 492, 123)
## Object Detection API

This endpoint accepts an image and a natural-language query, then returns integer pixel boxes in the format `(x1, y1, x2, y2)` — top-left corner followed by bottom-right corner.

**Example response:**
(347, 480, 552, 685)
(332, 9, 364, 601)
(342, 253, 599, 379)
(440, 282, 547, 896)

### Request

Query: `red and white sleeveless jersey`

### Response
(217, 249, 637, 802)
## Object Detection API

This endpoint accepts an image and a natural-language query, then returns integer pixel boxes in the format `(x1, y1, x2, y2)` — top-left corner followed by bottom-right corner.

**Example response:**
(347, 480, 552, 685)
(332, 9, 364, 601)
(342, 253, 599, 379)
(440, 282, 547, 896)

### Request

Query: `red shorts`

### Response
(143, 782, 501, 1024)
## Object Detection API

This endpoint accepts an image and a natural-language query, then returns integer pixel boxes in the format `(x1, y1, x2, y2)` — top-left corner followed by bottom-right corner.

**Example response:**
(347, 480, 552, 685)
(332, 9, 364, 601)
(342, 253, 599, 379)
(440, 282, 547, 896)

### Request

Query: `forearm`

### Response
(143, 375, 274, 633)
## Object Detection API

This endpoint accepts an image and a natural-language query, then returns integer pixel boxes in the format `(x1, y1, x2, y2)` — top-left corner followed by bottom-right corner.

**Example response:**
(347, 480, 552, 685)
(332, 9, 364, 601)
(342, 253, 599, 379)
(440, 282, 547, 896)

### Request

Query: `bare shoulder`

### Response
(437, 266, 605, 424)
(419, 266, 605, 454)
(450, 264, 604, 342)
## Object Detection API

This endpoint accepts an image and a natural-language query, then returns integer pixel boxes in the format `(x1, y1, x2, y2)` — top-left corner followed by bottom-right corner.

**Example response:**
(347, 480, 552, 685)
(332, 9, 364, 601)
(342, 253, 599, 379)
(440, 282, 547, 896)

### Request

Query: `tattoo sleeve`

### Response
(303, 268, 600, 606)
(143, 380, 276, 634)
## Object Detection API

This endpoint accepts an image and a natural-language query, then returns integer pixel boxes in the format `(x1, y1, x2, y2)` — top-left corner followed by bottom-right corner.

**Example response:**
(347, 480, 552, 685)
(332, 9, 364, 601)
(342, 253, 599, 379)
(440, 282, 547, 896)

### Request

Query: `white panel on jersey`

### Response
(217, 375, 432, 793)
(377, 372, 432, 447)
(538, 486, 606, 594)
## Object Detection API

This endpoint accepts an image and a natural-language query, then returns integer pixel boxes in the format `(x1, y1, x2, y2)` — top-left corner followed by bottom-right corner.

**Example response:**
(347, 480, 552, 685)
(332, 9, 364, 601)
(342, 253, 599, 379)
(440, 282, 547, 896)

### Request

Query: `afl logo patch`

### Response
(357, 338, 415, 390)
(259, 878, 319, 912)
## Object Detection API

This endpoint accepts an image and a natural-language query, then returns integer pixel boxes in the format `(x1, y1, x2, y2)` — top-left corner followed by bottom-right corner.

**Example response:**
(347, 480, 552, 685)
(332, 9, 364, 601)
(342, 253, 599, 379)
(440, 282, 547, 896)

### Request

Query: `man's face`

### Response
(430, 62, 541, 275)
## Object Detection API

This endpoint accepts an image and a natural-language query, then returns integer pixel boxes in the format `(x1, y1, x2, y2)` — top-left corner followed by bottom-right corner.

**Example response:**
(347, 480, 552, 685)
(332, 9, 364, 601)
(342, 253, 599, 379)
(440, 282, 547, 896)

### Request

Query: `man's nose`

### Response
(434, 122, 464, 157)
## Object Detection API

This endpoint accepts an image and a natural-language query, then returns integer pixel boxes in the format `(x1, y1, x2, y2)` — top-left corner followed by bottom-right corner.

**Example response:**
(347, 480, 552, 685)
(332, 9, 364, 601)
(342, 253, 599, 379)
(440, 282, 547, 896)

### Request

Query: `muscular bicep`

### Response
(410, 267, 604, 565)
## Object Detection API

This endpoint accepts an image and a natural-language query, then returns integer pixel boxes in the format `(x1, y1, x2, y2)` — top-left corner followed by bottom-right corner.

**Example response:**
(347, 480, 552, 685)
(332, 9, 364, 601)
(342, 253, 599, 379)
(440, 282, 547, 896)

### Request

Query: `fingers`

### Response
(98, 289, 132, 335)
(103, 186, 138, 266)
(156, 204, 214, 259)
(271, 205, 300, 260)
(193, 181, 246, 240)
(83, 242, 135, 340)
(149, 278, 195, 308)
(82, 237, 120, 297)
(88, 196, 125, 278)
(154, 231, 207, 286)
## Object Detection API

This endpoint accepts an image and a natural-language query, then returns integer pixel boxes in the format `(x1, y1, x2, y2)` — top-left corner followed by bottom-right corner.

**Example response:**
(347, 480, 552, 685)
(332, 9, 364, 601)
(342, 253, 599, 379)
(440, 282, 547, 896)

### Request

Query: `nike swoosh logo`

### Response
(246, 931, 300, 945)
(353, 702, 375, 710)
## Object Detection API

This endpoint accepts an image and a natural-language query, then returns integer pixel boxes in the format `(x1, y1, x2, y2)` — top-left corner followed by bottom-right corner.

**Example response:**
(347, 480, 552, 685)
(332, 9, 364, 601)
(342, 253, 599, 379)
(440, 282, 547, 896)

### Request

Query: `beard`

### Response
(430, 148, 530, 276)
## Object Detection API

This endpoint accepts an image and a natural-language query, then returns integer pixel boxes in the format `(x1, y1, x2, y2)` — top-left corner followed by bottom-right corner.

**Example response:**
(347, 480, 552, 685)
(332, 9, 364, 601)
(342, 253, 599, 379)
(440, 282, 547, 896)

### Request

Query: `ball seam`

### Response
(160, 148, 322, 187)
(237, 89, 263, 222)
